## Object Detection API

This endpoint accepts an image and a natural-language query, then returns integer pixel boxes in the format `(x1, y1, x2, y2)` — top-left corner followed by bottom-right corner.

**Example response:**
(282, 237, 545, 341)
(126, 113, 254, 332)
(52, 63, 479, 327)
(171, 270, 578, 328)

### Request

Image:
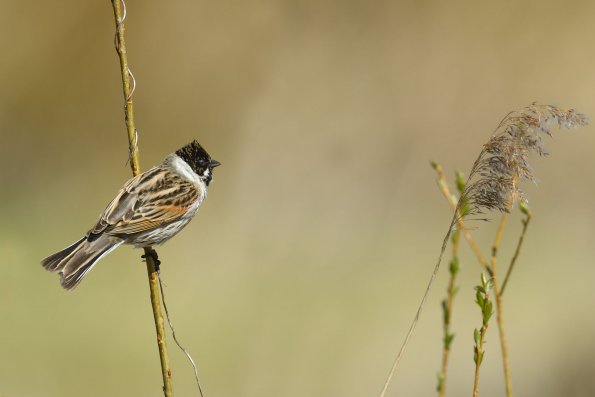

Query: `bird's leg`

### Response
(142, 248, 161, 272)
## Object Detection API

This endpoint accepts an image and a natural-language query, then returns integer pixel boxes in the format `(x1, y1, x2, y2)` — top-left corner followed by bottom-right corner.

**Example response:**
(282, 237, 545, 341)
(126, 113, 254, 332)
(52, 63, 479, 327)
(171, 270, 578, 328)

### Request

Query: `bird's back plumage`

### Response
(91, 160, 204, 246)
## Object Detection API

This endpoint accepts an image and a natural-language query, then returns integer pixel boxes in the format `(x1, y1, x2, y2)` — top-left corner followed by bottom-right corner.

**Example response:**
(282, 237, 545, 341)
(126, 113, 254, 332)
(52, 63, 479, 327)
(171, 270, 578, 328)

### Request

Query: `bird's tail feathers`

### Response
(41, 236, 123, 290)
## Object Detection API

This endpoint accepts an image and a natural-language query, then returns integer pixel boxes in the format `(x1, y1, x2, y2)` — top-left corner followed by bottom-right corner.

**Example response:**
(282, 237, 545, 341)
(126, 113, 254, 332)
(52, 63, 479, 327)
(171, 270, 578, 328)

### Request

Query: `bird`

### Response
(41, 140, 220, 290)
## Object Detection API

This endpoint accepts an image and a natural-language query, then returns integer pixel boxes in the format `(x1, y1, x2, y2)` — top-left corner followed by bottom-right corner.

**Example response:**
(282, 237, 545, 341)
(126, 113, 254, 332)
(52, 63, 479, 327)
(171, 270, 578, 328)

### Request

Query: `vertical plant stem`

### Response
(110, 1, 174, 396)
(437, 230, 459, 397)
(434, 167, 467, 397)
(492, 278, 511, 397)
(149, 262, 174, 396)
(472, 274, 493, 397)
(490, 214, 512, 397)
(501, 210, 531, 295)
(111, 0, 139, 177)
(471, 322, 488, 397)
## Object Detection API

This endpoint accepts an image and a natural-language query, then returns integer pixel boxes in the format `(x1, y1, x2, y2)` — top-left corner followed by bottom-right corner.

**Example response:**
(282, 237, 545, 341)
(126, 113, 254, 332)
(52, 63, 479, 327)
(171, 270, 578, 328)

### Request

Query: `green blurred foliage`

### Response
(1, 1, 595, 396)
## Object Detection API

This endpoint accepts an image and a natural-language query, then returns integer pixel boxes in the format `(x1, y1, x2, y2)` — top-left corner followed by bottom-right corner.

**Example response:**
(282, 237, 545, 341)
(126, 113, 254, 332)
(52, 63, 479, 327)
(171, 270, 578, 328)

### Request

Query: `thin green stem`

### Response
(437, 230, 460, 397)
(500, 211, 531, 295)
(472, 321, 488, 397)
(111, 0, 139, 177)
(490, 214, 512, 397)
(472, 274, 492, 397)
(148, 257, 174, 396)
(110, 1, 173, 396)
(434, 168, 465, 397)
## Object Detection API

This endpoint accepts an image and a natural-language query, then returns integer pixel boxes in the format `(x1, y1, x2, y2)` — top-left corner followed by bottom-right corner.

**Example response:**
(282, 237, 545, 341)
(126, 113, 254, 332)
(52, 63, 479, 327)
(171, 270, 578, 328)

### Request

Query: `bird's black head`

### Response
(176, 140, 221, 185)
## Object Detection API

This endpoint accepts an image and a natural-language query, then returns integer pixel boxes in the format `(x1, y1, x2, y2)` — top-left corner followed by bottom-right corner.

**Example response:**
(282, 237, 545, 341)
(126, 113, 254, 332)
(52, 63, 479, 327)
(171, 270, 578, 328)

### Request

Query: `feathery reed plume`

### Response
(379, 104, 588, 397)
(462, 104, 587, 216)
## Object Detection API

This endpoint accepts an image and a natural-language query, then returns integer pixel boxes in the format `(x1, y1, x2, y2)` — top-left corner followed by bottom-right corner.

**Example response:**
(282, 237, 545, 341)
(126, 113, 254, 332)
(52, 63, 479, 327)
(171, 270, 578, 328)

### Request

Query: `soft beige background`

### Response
(1, 1, 594, 396)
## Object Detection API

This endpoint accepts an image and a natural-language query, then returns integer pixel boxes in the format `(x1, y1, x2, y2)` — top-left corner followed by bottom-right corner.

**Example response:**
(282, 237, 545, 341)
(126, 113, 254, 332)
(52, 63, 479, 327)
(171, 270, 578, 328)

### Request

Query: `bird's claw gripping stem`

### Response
(142, 248, 161, 272)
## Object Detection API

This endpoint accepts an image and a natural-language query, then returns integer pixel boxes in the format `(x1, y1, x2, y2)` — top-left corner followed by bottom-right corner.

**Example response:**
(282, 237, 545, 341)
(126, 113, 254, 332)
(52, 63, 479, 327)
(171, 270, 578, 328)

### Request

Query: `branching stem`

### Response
(434, 165, 489, 270)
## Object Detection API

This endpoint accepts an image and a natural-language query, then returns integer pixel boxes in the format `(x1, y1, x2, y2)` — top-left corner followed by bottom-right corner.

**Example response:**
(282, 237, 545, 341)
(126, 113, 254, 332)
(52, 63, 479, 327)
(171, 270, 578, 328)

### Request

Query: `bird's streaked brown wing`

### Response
(87, 166, 199, 237)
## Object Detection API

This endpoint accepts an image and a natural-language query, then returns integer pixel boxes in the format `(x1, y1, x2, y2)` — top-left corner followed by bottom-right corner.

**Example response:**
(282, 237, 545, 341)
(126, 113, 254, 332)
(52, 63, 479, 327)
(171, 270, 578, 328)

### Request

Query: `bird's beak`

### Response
(210, 159, 221, 168)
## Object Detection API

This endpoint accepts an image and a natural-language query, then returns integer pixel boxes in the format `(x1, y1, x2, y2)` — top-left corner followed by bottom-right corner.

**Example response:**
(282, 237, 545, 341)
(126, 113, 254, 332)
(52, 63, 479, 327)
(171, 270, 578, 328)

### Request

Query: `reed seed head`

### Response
(462, 104, 588, 216)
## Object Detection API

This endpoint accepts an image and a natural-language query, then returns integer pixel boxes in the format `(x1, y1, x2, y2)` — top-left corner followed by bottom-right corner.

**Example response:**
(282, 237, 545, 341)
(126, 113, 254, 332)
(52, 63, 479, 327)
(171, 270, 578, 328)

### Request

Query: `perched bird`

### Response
(41, 140, 220, 290)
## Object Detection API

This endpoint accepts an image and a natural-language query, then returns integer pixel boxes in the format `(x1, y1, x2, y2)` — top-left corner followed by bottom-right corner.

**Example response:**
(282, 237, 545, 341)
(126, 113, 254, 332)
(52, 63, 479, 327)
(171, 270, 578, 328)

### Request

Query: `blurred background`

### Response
(1, 1, 595, 396)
